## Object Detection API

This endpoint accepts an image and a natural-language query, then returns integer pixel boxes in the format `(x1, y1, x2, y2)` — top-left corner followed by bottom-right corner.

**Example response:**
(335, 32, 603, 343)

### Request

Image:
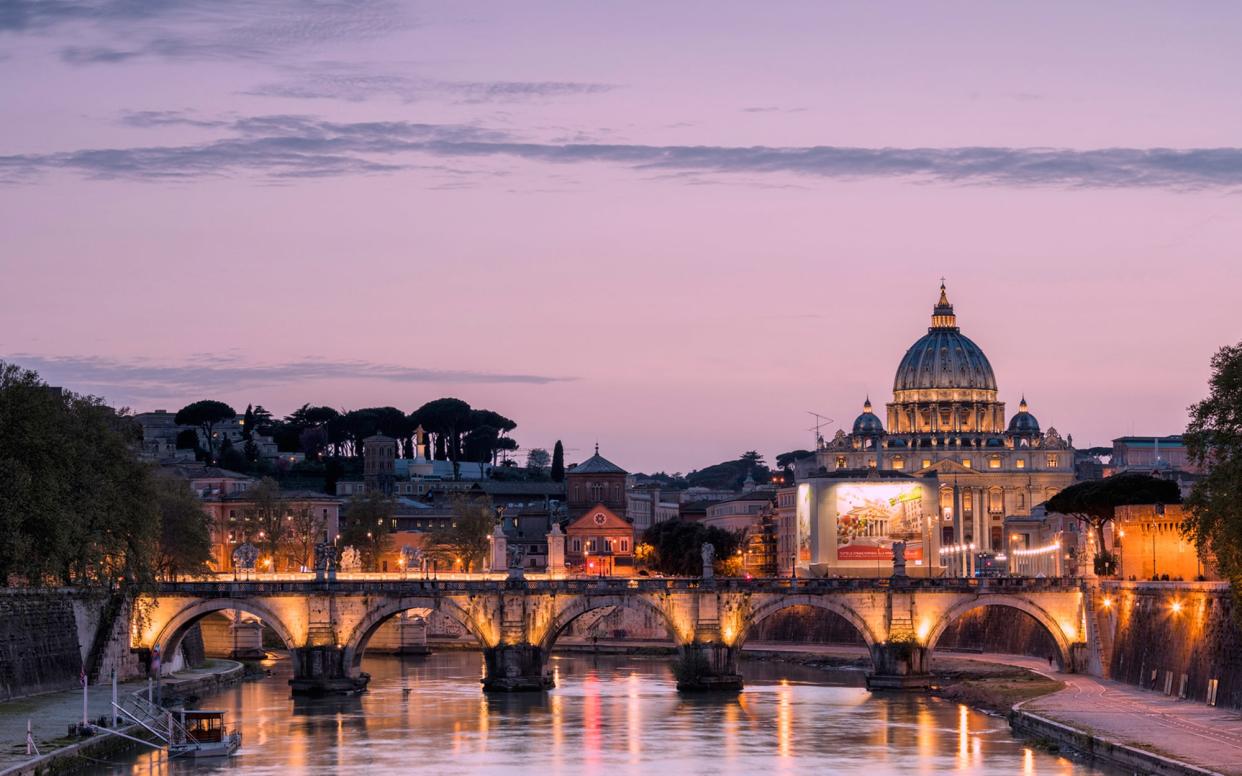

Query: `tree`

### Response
(339, 490, 395, 571)
(284, 503, 326, 572)
(428, 495, 496, 572)
(775, 450, 814, 469)
(641, 519, 743, 577)
(241, 477, 289, 571)
(1046, 472, 1181, 575)
(0, 361, 159, 586)
(1184, 342, 1242, 596)
(410, 398, 472, 463)
(526, 447, 551, 472)
(153, 475, 213, 579)
(174, 400, 236, 461)
(686, 453, 773, 490)
(551, 441, 565, 482)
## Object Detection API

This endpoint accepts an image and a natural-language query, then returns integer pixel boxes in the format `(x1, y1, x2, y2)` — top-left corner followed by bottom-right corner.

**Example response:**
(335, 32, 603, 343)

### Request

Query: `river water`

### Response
(87, 652, 1108, 775)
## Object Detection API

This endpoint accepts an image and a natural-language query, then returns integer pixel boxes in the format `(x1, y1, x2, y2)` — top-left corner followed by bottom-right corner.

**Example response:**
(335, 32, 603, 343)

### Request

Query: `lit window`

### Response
(962, 458, 972, 468)
(867, 458, 877, 469)
(988, 456, 1001, 469)
(836, 456, 846, 469)
(1015, 458, 1026, 469)
(1046, 454, 1059, 468)
(922, 459, 932, 469)
(892, 456, 904, 470)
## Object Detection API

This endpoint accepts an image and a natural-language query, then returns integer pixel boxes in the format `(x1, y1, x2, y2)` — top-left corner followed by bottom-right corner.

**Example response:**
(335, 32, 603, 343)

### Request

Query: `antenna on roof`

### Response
(807, 411, 833, 450)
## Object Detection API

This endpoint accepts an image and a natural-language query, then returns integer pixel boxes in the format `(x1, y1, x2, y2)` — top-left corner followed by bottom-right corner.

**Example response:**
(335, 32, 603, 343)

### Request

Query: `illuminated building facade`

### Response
(804, 284, 1076, 552)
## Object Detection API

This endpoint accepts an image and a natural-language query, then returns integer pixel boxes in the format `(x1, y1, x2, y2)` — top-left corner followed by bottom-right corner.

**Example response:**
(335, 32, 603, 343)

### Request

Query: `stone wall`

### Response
(0, 590, 89, 700)
(749, 605, 866, 644)
(0, 589, 147, 701)
(935, 606, 1058, 660)
(1104, 582, 1241, 709)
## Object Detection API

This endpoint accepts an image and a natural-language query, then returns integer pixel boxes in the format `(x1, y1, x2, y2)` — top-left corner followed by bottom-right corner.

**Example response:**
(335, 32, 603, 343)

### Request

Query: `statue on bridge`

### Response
(232, 542, 258, 579)
(314, 539, 339, 582)
(892, 541, 907, 578)
(701, 542, 715, 579)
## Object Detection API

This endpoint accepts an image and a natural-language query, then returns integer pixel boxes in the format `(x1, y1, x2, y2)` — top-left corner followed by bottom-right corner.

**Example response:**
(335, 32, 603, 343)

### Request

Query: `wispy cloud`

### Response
(4, 113, 1242, 189)
(245, 64, 617, 104)
(0, 1, 411, 64)
(7, 353, 574, 401)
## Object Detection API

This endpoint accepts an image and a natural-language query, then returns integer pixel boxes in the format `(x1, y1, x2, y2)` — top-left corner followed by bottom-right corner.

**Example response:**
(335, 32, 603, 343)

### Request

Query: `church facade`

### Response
(799, 284, 1075, 553)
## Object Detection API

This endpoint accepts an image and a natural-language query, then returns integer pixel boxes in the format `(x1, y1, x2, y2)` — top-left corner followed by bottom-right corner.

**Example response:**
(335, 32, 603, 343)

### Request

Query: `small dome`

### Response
(852, 397, 885, 435)
(1008, 396, 1040, 434)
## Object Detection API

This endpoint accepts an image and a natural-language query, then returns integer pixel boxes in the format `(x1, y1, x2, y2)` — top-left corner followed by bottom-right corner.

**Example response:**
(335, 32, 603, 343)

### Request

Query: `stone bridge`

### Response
(133, 577, 1087, 695)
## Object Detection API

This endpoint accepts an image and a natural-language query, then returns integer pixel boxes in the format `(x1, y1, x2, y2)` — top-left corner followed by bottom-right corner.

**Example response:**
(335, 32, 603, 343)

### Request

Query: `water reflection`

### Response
(86, 652, 1103, 775)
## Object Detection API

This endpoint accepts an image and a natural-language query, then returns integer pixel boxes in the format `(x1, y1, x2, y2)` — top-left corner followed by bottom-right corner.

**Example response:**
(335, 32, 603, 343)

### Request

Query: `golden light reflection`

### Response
(777, 678, 792, 759)
(957, 704, 969, 764)
(916, 618, 931, 642)
(551, 691, 563, 756)
(1023, 746, 1035, 775)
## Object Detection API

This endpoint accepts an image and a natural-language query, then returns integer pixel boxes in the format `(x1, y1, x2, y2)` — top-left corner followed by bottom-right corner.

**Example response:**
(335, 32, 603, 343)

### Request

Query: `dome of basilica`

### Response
(892, 284, 997, 396)
(852, 397, 885, 435)
(1007, 397, 1040, 434)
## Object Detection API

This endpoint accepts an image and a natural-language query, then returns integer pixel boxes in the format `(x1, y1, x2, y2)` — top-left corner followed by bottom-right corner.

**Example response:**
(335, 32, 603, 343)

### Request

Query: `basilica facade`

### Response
(801, 284, 1075, 552)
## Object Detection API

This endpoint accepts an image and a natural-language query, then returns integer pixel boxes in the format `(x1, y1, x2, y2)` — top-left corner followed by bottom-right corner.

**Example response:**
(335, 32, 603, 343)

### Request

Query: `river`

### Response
(87, 652, 1109, 775)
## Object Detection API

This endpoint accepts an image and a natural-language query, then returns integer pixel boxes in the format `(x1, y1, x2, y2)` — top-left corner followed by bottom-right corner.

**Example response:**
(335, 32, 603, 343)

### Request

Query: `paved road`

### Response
(994, 654, 1242, 776)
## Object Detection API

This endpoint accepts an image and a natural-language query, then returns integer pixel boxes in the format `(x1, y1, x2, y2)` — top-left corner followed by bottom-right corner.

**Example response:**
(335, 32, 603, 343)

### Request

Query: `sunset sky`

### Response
(3, 2, 1241, 472)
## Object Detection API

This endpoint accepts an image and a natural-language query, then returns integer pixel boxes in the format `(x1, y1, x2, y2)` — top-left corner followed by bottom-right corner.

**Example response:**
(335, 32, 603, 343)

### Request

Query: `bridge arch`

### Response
(343, 597, 491, 670)
(925, 595, 1073, 670)
(538, 594, 683, 652)
(740, 595, 879, 649)
(151, 598, 298, 666)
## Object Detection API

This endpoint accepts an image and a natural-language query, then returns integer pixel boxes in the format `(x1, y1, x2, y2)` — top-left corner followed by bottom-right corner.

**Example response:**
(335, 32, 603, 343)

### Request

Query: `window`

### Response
(962, 458, 972, 468)
(1015, 458, 1025, 469)
(988, 456, 1001, 469)
(572, 539, 581, 552)
(922, 459, 932, 469)
(892, 456, 904, 470)
(835, 456, 846, 469)
(1017, 493, 1026, 509)
(1046, 454, 1059, 468)
(867, 458, 877, 469)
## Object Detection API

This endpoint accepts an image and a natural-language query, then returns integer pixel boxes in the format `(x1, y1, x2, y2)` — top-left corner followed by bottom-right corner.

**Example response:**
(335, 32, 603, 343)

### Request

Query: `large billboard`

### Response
(833, 482, 928, 562)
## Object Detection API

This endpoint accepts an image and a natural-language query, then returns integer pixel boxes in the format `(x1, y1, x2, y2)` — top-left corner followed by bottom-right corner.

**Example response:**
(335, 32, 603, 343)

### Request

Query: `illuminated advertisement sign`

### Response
(833, 482, 927, 562)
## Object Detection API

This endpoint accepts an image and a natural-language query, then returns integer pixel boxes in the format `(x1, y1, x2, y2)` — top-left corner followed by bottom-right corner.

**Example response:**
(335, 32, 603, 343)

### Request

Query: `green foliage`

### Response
(339, 490, 395, 571)
(526, 447, 550, 471)
(0, 361, 159, 586)
(173, 400, 236, 460)
(641, 519, 744, 577)
(428, 495, 496, 572)
(775, 449, 815, 469)
(1184, 342, 1242, 598)
(551, 441, 565, 482)
(686, 452, 772, 490)
(1047, 472, 1181, 564)
(153, 475, 213, 579)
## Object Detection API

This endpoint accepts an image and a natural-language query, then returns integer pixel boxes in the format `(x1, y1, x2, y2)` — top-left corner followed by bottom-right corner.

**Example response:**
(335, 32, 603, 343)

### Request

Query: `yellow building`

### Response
(1113, 504, 1214, 581)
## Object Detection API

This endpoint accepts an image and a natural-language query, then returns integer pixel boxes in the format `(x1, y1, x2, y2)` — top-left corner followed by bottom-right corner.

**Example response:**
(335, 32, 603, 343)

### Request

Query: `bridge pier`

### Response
(865, 641, 932, 691)
(674, 642, 743, 692)
(481, 644, 553, 692)
(288, 646, 370, 696)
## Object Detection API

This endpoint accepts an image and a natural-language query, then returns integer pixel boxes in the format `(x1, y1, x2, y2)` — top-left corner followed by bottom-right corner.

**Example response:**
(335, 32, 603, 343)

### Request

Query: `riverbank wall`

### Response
(0, 590, 143, 702)
(1100, 581, 1240, 709)
(1010, 709, 1223, 776)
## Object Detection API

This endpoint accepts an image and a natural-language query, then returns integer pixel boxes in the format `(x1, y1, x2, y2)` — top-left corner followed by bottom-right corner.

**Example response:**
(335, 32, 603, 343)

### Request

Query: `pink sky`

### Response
(2, 2, 1241, 471)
